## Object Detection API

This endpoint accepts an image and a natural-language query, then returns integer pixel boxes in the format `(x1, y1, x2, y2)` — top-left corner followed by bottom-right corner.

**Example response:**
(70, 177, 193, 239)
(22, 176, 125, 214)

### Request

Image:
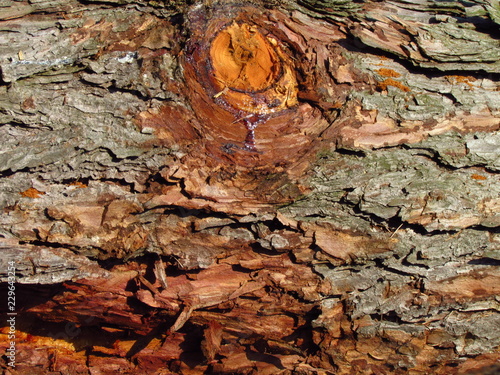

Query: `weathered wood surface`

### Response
(0, 0, 499, 374)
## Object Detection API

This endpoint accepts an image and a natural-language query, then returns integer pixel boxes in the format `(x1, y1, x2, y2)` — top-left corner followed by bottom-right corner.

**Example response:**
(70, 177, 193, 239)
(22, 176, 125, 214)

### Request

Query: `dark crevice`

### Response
(0, 167, 30, 179)
(341, 31, 500, 81)
(249, 242, 282, 257)
(376, 259, 423, 277)
(468, 258, 500, 266)
(106, 84, 161, 103)
(399, 251, 430, 270)
(411, 226, 464, 237)
(403, 141, 499, 174)
(92, 176, 138, 193)
(369, 311, 407, 325)
(334, 147, 367, 157)
(18, 239, 75, 250)
(18, 239, 112, 264)
(470, 224, 500, 234)
(55, 177, 91, 187)
(1, 120, 53, 131)
(339, 36, 426, 75)
(403, 145, 463, 171)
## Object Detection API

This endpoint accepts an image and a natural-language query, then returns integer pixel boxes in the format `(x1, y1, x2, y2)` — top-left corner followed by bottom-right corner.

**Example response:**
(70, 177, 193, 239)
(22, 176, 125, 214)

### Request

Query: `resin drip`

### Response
(241, 114, 268, 151)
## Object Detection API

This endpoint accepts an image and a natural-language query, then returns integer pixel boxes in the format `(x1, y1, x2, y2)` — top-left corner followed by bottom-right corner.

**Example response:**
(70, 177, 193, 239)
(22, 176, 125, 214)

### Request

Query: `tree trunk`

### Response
(1, 0, 499, 374)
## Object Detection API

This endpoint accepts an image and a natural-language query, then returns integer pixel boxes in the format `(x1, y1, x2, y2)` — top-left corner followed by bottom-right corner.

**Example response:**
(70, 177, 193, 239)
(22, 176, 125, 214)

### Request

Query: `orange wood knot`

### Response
(209, 21, 298, 114)
(176, 4, 330, 169)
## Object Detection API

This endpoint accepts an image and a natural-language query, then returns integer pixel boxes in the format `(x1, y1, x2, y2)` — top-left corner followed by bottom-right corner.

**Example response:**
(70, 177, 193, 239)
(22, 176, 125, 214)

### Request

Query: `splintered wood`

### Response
(16, 248, 325, 374)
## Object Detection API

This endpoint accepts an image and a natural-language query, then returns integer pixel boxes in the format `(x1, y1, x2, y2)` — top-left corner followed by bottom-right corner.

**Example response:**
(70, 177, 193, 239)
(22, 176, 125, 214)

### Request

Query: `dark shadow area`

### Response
(468, 258, 500, 266)
(246, 350, 285, 370)
(0, 283, 64, 313)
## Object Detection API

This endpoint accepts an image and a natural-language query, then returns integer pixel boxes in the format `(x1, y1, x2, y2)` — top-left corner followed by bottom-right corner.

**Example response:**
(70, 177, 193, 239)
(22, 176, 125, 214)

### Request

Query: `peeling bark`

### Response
(1, 0, 499, 374)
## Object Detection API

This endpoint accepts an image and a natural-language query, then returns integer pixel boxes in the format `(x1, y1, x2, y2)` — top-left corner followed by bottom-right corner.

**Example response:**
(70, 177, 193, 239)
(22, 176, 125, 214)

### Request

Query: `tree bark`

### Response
(1, 0, 499, 374)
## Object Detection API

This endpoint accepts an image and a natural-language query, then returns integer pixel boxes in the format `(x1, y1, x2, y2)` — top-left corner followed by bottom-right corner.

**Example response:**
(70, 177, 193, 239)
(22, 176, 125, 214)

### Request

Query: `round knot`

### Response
(208, 22, 298, 114)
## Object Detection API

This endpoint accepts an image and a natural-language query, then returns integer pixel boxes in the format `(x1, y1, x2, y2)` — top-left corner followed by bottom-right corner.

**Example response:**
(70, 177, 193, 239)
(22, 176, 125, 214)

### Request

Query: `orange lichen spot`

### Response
(377, 78, 410, 92)
(376, 68, 401, 78)
(20, 187, 45, 198)
(446, 75, 476, 88)
(69, 181, 88, 188)
(471, 174, 487, 181)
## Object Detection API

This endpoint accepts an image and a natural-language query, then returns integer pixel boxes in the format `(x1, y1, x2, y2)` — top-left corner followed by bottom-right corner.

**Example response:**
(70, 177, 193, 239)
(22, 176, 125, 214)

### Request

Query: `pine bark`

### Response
(1, 0, 499, 374)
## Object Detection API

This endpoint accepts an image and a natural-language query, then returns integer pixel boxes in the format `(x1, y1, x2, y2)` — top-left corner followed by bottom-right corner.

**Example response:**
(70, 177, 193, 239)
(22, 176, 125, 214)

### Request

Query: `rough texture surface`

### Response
(0, 0, 499, 374)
